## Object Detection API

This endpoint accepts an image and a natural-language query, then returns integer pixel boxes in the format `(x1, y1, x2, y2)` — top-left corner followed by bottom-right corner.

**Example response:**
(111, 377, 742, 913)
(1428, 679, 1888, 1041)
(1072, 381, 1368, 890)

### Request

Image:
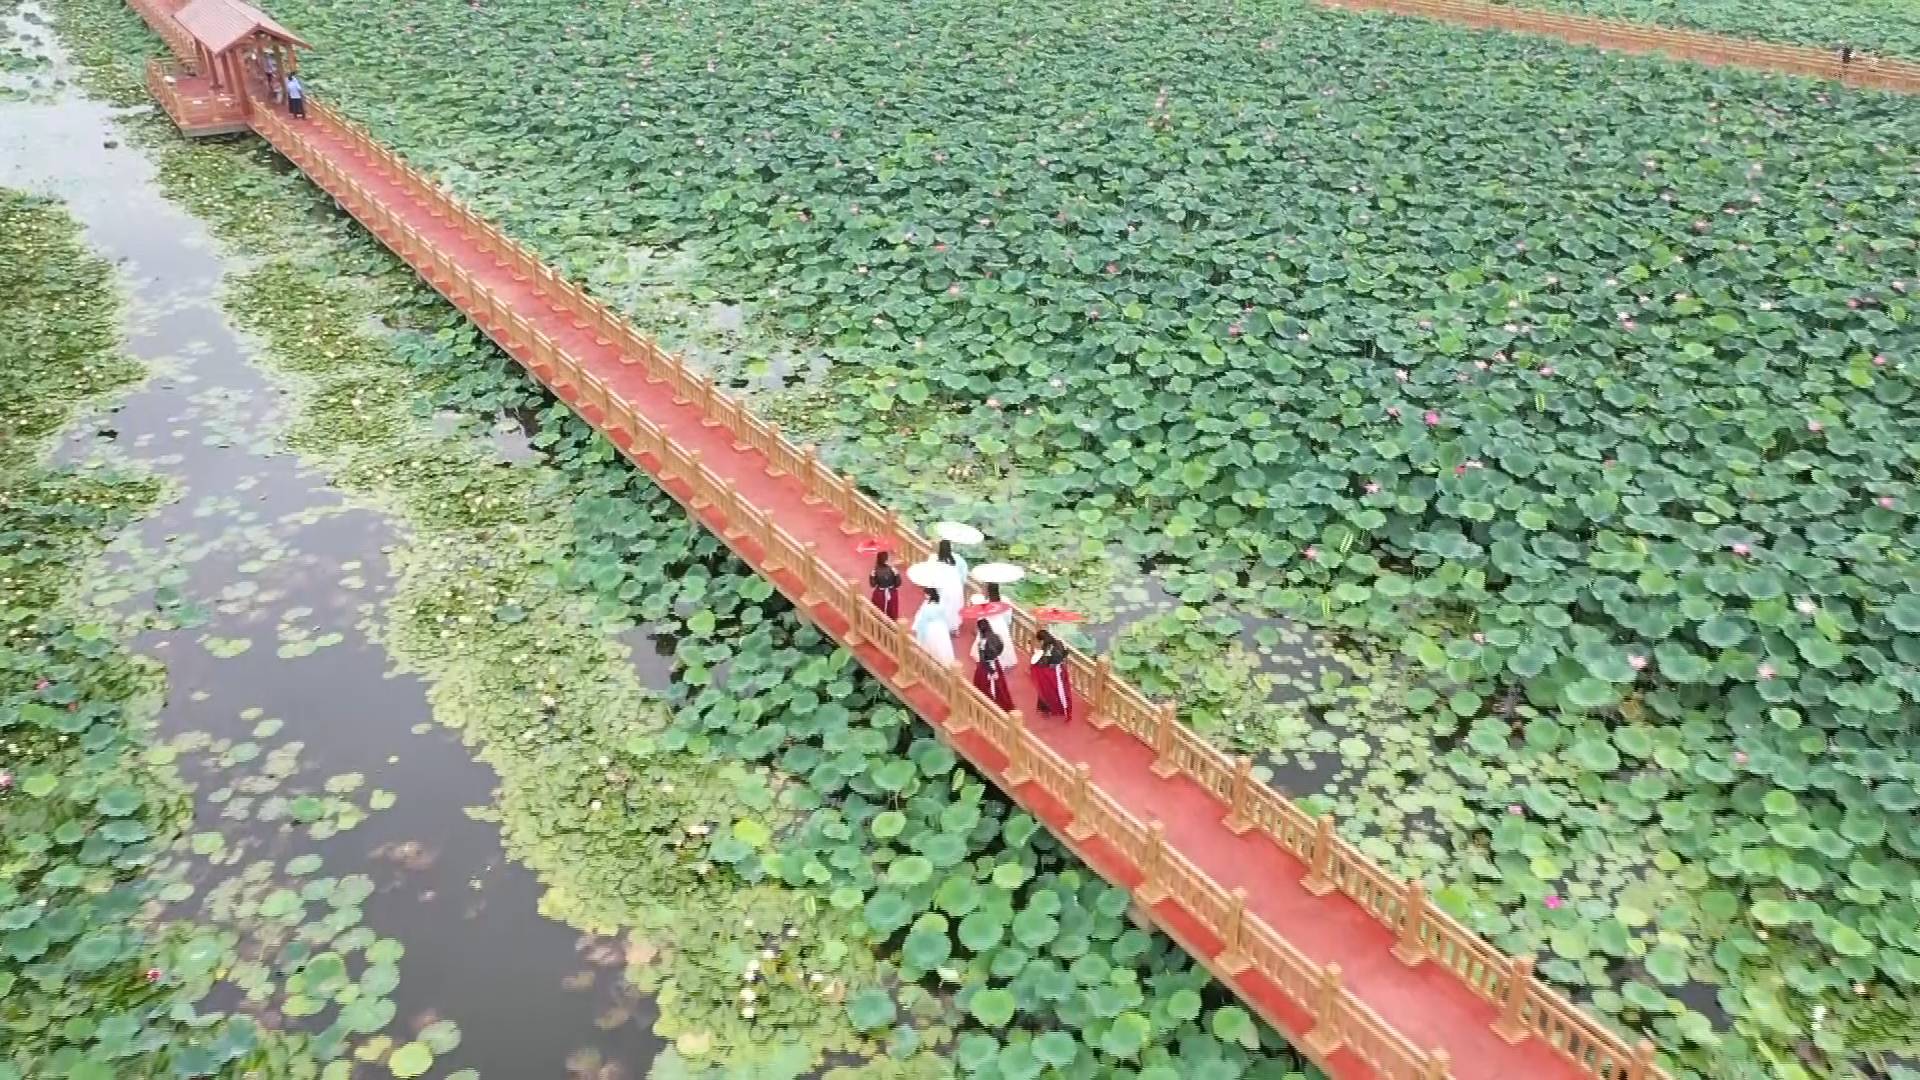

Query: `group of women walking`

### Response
(866, 522, 1076, 721)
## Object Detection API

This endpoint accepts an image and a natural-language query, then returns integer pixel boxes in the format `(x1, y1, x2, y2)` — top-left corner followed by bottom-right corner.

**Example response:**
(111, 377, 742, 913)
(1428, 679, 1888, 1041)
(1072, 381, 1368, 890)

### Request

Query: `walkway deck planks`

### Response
(119, 0, 1678, 1075)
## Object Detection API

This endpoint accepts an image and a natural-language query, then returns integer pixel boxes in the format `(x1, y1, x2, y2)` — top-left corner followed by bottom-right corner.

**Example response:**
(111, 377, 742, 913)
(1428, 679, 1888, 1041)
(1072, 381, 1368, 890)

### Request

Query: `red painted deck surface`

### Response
(251, 112, 1594, 1080)
(120, 0, 1643, 1073)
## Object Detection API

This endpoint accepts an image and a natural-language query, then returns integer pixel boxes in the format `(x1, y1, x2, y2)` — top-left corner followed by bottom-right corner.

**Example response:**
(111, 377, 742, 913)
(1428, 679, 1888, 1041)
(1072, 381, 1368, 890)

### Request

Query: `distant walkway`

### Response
(123, 1, 1670, 1077)
(1319, 0, 1920, 93)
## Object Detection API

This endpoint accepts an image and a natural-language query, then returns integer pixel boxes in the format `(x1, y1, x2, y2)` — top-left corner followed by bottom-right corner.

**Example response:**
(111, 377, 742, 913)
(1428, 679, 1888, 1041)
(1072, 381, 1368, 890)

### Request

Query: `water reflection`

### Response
(2, 12, 661, 1076)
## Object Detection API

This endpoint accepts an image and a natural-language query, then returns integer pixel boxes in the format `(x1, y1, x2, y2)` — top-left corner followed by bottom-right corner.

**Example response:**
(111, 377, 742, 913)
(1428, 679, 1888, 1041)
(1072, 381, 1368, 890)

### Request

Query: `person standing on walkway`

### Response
(285, 74, 306, 119)
(971, 619, 1015, 710)
(911, 588, 957, 667)
(263, 52, 280, 102)
(1031, 628, 1073, 718)
(971, 563, 1024, 665)
(931, 522, 981, 629)
(868, 550, 901, 619)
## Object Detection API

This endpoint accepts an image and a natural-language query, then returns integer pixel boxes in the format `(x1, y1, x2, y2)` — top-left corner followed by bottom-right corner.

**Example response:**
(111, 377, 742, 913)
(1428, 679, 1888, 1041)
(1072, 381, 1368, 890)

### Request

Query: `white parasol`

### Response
(932, 521, 984, 546)
(971, 562, 1025, 585)
(906, 561, 955, 589)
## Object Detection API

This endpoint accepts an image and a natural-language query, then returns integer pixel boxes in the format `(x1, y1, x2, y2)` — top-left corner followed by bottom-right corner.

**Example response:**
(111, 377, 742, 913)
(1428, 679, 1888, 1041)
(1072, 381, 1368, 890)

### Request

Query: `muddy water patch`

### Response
(3, 45, 660, 1078)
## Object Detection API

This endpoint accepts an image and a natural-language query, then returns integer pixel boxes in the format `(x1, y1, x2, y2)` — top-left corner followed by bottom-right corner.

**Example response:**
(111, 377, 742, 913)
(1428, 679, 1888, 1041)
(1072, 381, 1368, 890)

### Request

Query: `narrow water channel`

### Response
(2, 12, 664, 1078)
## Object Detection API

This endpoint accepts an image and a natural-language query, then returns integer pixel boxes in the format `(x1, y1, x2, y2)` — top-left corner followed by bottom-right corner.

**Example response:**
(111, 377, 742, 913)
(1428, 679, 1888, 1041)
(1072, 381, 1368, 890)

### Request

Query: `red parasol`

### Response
(959, 600, 1012, 621)
(1031, 606, 1086, 624)
(854, 536, 893, 555)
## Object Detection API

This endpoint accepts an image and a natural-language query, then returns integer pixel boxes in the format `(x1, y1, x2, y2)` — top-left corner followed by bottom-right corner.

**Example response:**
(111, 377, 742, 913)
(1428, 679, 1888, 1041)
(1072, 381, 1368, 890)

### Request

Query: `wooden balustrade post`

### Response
(1623, 1039, 1657, 1080)
(686, 450, 710, 509)
(762, 421, 789, 476)
(800, 445, 825, 506)
(1491, 954, 1536, 1043)
(882, 508, 904, 562)
(1087, 657, 1114, 730)
(1065, 764, 1096, 842)
(1302, 815, 1337, 896)
(1422, 1048, 1451, 1080)
(1149, 703, 1180, 778)
(698, 374, 720, 426)
(1392, 880, 1429, 966)
(1216, 887, 1252, 975)
(719, 481, 748, 543)
(799, 543, 822, 605)
(1303, 963, 1344, 1056)
(1001, 710, 1032, 786)
(1135, 822, 1169, 905)
(1222, 755, 1255, 834)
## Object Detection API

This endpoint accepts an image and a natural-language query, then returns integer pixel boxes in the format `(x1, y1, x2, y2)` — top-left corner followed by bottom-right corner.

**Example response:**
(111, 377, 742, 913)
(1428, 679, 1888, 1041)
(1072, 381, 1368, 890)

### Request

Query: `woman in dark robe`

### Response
(868, 551, 900, 618)
(971, 620, 1015, 710)
(1031, 628, 1073, 718)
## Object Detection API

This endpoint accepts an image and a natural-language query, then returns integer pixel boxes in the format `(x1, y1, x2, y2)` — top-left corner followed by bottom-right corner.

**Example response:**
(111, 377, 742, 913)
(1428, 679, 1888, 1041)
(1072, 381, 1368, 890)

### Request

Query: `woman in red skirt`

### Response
(971, 620, 1015, 710)
(868, 551, 900, 618)
(1031, 628, 1073, 718)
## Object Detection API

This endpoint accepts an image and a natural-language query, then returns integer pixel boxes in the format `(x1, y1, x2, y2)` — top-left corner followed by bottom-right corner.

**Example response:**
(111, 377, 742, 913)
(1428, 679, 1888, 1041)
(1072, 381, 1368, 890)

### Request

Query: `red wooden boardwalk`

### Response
(122, 2, 1671, 1077)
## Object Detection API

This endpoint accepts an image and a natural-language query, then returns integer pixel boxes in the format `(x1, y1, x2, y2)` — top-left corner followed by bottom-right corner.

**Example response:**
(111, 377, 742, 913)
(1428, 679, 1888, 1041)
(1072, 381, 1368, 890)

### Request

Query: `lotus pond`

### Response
(1503, 0, 1920, 58)
(190, 0, 1915, 1073)
(24, 0, 1920, 1075)
(11, 1, 1332, 1077)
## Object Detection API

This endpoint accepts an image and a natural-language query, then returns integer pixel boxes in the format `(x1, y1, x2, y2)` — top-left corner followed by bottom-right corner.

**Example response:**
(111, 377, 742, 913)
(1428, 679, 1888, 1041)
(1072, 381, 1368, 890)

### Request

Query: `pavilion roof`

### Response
(173, 0, 310, 56)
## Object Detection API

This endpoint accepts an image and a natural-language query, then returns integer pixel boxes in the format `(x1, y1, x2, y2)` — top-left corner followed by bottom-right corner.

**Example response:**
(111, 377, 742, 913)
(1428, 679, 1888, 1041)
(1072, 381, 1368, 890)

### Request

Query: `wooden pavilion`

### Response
(144, 0, 310, 136)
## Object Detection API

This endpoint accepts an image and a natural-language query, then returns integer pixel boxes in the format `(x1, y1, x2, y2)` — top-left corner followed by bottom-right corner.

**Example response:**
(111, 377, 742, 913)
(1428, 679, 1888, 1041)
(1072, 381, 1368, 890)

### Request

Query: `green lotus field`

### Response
(42, 0, 1920, 1073)
(243, 0, 1920, 1074)
(1516, 0, 1920, 58)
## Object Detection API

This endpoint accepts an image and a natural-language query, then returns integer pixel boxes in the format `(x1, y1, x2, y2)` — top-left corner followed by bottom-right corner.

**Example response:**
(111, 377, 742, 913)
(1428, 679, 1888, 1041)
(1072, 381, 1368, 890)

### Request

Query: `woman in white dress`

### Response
(934, 539, 967, 625)
(911, 588, 957, 666)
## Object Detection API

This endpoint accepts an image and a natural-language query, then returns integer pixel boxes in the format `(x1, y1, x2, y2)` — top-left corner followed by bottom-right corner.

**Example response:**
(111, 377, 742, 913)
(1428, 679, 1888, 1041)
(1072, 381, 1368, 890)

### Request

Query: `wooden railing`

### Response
(244, 101, 1673, 1080)
(1317, 0, 1920, 92)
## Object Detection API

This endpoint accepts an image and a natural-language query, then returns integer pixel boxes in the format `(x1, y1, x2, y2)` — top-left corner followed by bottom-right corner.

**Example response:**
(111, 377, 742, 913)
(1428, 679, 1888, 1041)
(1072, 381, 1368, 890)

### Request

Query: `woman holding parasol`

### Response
(962, 600, 1016, 709)
(907, 560, 959, 666)
(1029, 607, 1084, 718)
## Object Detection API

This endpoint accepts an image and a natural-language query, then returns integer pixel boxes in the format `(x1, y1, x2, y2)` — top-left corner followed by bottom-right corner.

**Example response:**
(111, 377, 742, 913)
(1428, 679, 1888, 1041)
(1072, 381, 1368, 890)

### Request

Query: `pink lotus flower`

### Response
(1423, 411, 1440, 427)
(1106, 263, 1118, 275)
(1731, 543, 1751, 557)
(1538, 366, 1555, 377)
(1508, 804, 1524, 815)
(0, 771, 12, 791)
(1734, 751, 1749, 765)
(1543, 894, 1563, 910)
(1087, 309, 1100, 320)
(1472, 632, 1486, 644)
(1387, 406, 1401, 419)
(946, 284, 961, 297)
(1302, 546, 1319, 562)
(1622, 319, 1638, 330)
(1757, 664, 1776, 681)
(1875, 354, 1889, 367)
(1894, 281, 1908, 293)
(1628, 654, 1647, 671)
(1364, 482, 1380, 494)
(1418, 319, 1433, 330)
(36, 679, 49, 691)
(1228, 323, 1243, 337)
(1455, 464, 1467, 476)
(933, 242, 947, 253)
(1807, 420, 1823, 433)
(145, 969, 163, 983)
(1395, 369, 1409, 382)
(1475, 361, 1489, 371)
(1847, 298, 1860, 310)
(1878, 496, 1895, 509)
(986, 397, 1001, 409)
